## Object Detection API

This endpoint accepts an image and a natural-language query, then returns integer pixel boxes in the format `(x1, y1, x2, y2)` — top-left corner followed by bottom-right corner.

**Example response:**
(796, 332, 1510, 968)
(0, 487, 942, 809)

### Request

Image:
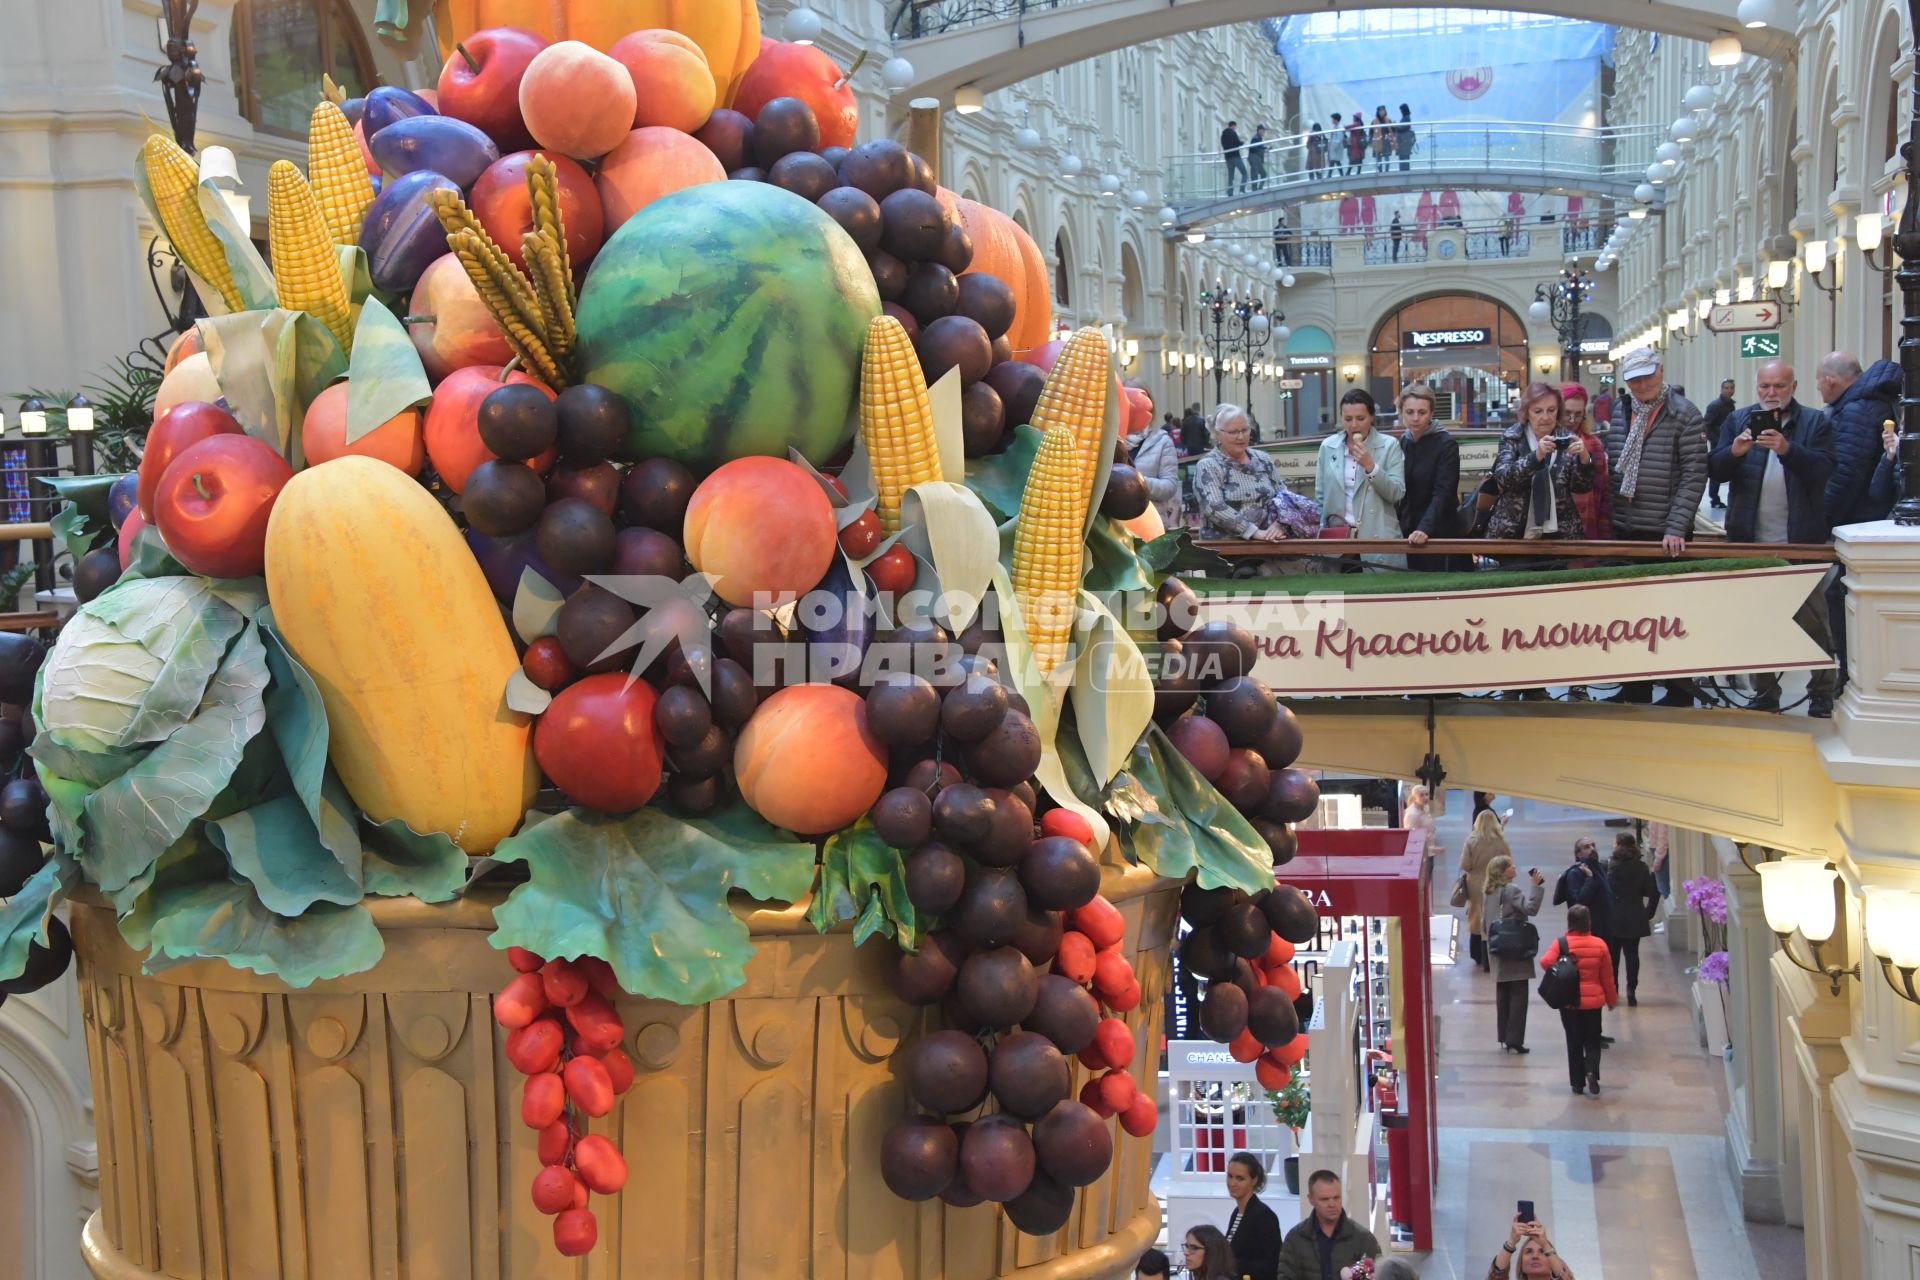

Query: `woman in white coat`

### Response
(1314, 387, 1406, 568)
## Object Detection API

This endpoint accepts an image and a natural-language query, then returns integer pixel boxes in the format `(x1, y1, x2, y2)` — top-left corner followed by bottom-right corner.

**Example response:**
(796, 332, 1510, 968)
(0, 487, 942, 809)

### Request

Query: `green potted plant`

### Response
(1267, 1074, 1311, 1194)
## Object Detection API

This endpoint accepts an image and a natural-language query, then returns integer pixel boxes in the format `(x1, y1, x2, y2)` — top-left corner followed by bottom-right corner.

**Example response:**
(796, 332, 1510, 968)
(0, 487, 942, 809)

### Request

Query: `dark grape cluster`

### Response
(867, 646, 1157, 1236)
(705, 95, 1033, 459)
(1176, 881, 1319, 1089)
(0, 632, 65, 1008)
(493, 947, 635, 1256)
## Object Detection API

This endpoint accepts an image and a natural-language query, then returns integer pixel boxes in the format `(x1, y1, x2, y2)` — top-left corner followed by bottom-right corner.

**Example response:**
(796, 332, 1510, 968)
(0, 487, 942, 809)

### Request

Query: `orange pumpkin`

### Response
(431, 0, 760, 104)
(937, 188, 1054, 356)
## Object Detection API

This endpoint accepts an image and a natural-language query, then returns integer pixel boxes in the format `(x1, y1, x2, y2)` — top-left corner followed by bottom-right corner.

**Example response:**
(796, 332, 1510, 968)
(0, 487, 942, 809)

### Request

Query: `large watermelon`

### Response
(575, 182, 881, 468)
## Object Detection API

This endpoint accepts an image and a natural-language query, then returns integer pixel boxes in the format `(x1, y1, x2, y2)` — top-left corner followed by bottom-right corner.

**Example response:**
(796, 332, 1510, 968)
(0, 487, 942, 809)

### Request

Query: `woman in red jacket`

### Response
(1540, 904, 1616, 1096)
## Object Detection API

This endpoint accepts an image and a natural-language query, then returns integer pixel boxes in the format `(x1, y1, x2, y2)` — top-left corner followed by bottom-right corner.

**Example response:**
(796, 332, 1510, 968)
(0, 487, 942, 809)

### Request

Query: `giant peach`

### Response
(409, 252, 513, 380)
(734, 684, 888, 835)
(608, 29, 716, 134)
(518, 41, 635, 159)
(595, 127, 727, 229)
(302, 381, 426, 475)
(683, 457, 837, 608)
(154, 351, 223, 419)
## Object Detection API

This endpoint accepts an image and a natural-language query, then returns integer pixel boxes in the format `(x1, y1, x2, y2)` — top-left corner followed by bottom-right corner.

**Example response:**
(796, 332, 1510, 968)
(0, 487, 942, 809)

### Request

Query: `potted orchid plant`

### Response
(1684, 876, 1733, 1054)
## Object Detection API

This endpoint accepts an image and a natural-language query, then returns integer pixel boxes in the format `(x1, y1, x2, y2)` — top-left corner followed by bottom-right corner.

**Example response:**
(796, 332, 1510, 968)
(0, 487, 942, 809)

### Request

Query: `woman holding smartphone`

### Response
(1491, 1212, 1576, 1278)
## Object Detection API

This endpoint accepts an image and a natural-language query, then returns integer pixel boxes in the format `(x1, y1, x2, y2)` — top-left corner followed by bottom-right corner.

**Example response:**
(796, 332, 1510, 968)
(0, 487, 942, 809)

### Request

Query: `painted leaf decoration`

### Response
(963, 423, 1043, 521)
(806, 818, 920, 951)
(901, 480, 999, 635)
(1070, 590, 1156, 787)
(344, 298, 432, 443)
(510, 566, 566, 644)
(1102, 724, 1273, 894)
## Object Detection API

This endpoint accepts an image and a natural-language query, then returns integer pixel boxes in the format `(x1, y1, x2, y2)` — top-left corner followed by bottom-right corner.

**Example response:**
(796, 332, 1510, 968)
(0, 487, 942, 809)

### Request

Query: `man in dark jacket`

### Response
(1395, 382, 1461, 570)
(1221, 121, 1246, 195)
(1603, 832, 1662, 1005)
(1702, 378, 1737, 508)
(1604, 347, 1708, 705)
(1180, 403, 1209, 457)
(1554, 837, 1616, 1043)
(1276, 1172, 1381, 1280)
(1712, 360, 1837, 714)
(1817, 352, 1900, 692)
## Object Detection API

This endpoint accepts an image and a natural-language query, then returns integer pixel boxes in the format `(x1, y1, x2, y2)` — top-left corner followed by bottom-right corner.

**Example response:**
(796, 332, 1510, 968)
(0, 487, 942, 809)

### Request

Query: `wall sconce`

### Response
(1122, 338, 1140, 368)
(1751, 851, 1858, 996)
(1535, 355, 1555, 375)
(1855, 211, 1893, 275)
(1765, 257, 1791, 292)
(1696, 297, 1714, 321)
(1341, 364, 1360, 383)
(1862, 886, 1920, 1004)
(953, 85, 984, 115)
(1736, 275, 1756, 301)
(1803, 239, 1839, 296)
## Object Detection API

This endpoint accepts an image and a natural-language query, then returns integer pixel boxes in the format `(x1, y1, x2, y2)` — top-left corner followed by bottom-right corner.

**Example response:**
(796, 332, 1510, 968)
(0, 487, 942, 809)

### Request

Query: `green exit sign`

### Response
(1740, 333, 1782, 359)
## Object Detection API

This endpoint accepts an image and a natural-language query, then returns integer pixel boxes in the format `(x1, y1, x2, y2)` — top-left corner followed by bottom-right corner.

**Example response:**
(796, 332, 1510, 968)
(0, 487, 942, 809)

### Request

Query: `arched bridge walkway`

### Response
(1164, 120, 1664, 232)
(888, 0, 1793, 100)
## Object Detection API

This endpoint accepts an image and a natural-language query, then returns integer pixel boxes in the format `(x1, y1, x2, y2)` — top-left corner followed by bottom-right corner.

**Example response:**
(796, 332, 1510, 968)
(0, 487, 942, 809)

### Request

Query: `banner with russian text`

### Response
(1190, 566, 1833, 695)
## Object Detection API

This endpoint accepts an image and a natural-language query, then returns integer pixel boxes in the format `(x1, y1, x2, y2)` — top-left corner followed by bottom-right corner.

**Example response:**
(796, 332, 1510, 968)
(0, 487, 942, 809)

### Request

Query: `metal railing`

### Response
(891, 0, 1094, 38)
(1168, 120, 1663, 209)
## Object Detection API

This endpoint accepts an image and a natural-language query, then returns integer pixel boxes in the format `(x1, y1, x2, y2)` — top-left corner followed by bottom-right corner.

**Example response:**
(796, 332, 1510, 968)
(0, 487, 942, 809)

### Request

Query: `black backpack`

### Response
(1538, 936, 1580, 1009)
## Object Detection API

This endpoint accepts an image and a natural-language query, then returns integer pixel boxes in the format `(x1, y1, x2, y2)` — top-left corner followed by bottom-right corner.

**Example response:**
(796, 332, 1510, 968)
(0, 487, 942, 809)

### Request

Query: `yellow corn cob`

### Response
(142, 134, 244, 312)
(1029, 325, 1112, 502)
(859, 315, 943, 533)
(267, 160, 354, 352)
(308, 100, 376, 247)
(1011, 425, 1087, 675)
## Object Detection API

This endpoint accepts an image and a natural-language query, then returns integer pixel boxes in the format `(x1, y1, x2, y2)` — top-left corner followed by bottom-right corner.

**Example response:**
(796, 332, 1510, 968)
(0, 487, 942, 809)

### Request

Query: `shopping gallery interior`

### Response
(3, 1, 1920, 1278)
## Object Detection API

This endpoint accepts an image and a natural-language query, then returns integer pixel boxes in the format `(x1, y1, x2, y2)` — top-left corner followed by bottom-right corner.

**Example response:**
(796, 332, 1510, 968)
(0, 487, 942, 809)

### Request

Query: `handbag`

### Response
(1538, 936, 1581, 1009)
(1449, 873, 1470, 909)
(1457, 476, 1497, 537)
(1488, 918, 1540, 959)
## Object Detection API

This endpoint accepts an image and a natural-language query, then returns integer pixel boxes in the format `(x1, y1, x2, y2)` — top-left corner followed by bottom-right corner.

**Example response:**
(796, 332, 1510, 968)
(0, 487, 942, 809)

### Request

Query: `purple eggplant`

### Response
(799, 556, 874, 687)
(359, 169, 459, 293)
(360, 85, 436, 137)
(370, 115, 500, 189)
(339, 96, 366, 126)
(107, 474, 139, 530)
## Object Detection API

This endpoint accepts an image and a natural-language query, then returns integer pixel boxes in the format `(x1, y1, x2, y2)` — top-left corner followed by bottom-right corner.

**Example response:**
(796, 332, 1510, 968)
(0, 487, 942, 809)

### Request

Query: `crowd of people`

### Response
(1131, 1161, 1397, 1280)
(1220, 109, 1419, 195)
(1118, 344, 1908, 716)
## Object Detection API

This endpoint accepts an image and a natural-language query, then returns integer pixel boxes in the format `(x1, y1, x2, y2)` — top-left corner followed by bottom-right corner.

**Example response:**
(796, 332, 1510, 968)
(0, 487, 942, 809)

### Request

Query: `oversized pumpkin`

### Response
(431, 0, 760, 103)
(936, 188, 1053, 355)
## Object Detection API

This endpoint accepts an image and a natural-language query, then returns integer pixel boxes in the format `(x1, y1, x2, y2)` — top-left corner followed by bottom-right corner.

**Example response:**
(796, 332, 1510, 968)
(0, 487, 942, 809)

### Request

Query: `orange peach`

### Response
(408, 253, 513, 381)
(733, 684, 888, 835)
(595, 127, 727, 228)
(302, 381, 425, 474)
(162, 326, 203, 375)
(608, 29, 715, 133)
(423, 364, 558, 492)
(518, 40, 635, 159)
(683, 457, 837, 608)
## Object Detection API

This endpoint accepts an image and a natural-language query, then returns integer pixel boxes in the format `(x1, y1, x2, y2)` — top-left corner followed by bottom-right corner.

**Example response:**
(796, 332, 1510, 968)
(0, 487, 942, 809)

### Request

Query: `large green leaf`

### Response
(0, 856, 74, 983)
(1103, 725, 1273, 894)
(115, 830, 228, 950)
(1137, 528, 1234, 577)
(344, 299, 432, 444)
(489, 805, 816, 1005)
(806, 819, 919, 951)
(259, 610, 358, 868)
(79, 621, 269, 895)
(119, 525, 190, 582)
(142, 879, 383, 987)
(208, 792, 363, 915)
(361, 816, 470, 903)
(964, 424, 1043, 521)
(1083, 517, 1154, 595)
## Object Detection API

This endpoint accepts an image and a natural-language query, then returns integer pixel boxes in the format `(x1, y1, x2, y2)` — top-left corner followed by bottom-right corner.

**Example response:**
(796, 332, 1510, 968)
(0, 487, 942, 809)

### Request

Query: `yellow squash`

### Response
(264, 456, 536, 851)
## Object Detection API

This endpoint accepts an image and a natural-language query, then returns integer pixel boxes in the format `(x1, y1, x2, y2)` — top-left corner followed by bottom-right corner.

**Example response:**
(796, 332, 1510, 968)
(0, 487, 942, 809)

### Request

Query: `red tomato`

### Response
(866, 543, 916, 595)
(150, 434, 293, 579)
(532, 674, 665, 812)
(838, 508, 882, 558)
(138, 401, 242, 520)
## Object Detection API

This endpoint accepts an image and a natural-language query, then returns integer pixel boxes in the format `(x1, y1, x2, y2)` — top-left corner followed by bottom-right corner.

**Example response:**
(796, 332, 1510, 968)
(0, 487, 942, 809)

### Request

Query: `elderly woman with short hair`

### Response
(1192, 403, 1321, 543)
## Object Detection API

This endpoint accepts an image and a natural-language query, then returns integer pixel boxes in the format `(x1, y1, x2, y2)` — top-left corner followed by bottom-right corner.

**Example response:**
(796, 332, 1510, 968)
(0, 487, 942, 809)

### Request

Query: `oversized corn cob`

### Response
(1029, 325, 1112, 502)
(267, 160, 354, 352)
(858, 315, 944, 532)
(1011, 425, 1088, 675)
(307, 100, 376, 247)
(141, 134, 245, 312)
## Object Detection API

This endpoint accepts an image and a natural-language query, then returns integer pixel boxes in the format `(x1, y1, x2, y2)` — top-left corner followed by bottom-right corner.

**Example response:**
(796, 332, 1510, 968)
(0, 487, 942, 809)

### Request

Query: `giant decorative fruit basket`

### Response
(0, 9, 1327, 1276)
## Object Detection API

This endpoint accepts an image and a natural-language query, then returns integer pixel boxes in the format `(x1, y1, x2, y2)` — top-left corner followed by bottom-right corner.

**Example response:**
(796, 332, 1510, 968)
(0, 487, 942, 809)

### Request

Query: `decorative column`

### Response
(1722, 842, 1788, 1223)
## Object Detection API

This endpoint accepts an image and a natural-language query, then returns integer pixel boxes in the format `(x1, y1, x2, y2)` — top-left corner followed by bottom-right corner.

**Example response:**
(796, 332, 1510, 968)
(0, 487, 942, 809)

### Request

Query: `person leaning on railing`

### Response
(1193, 403, 1321, 544)
(1485, 383, 1593, 544)
(1314, 388, 1406, 568)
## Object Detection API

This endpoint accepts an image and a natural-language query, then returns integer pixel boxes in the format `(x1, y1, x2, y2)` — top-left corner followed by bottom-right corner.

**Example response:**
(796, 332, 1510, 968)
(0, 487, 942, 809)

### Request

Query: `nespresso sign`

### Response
(1403, 328, 1490, 349)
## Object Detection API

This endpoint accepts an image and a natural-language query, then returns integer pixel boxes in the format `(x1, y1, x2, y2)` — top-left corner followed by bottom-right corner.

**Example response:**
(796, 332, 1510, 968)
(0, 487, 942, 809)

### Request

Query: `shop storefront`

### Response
(1368, 295, 1531, 422)
(1282, 326, 1337, 437)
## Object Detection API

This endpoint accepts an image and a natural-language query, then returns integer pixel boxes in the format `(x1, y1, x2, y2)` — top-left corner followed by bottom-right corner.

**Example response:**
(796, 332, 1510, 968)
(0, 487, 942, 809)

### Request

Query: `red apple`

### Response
(423, 364, 558, 492)
(437, 26, 547, 152)
(533, 674, 665, 812)
(139, 400, 243, 521)
(150, 435, 293, 579)
(471, 151, 605, 274)
(732, 39, 859, 151)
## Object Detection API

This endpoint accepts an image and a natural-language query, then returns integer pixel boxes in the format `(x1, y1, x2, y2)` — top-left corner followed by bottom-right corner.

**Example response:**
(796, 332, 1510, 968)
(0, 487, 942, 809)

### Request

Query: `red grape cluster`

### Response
(492, 947, 634, 1257)
(1177, 882, 1318, 1090)
(705, 96, 1037, 459)
(867, 651, 1158, 1235)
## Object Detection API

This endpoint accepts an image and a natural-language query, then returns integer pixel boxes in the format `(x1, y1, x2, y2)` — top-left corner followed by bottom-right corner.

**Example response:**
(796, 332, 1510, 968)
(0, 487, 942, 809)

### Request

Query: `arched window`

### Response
(1367, 292, 1532, 414)
(231, 0, 378, 138)
(1053, 231, 1071, 308)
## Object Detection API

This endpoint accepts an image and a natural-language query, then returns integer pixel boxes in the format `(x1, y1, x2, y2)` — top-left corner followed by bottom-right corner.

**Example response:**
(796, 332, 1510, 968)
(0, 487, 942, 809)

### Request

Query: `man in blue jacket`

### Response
(1710, 360, 1837, 714)
(1817, 352, 1900, 692)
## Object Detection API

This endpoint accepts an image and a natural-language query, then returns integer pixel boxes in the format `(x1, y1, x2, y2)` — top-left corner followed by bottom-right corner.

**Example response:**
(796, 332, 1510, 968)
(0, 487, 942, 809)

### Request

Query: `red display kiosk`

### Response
(1286, 825, 1439, 1251)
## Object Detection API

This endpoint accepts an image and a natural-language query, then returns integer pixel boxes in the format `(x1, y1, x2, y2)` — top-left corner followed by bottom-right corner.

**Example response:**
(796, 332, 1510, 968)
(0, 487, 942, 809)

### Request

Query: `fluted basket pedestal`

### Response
(72, 862, 1177, 1279)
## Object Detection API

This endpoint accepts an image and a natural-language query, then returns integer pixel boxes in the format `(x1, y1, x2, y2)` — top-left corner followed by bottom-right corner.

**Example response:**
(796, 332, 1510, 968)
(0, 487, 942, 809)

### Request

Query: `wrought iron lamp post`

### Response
(1528, 266, 1597, 381)
(1200, 280, 1271, 416)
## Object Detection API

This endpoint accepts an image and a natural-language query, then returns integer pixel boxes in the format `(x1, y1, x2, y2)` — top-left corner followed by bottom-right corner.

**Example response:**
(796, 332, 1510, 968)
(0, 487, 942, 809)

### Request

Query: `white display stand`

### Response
(1162, 1040, 1293, 1248)
(1298, 940, 1380, 1228)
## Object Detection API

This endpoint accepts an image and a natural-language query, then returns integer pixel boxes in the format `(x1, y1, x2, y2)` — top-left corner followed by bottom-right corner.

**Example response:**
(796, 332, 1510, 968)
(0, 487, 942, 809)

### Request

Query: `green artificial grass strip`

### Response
(1183, 557, 1793, 597)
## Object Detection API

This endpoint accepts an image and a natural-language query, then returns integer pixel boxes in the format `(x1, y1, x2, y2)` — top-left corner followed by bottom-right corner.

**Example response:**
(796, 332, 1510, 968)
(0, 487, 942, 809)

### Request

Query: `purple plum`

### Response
(359, 169, 459, 293)
(370, 116, 500, 189)
(359, 85, 436, 137)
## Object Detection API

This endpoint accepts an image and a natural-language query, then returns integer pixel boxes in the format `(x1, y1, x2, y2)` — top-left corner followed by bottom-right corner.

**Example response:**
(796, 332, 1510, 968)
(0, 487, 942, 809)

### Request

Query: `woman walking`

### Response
(1485, 854, 1545, 1052)
(1459, 808, 1509, 971)
(1539, 904, 1617, 1096)
(1371, 106, 1393, 172)
(1604, 832, 1662, 1006)
(1224, 1153, 1282, 1280)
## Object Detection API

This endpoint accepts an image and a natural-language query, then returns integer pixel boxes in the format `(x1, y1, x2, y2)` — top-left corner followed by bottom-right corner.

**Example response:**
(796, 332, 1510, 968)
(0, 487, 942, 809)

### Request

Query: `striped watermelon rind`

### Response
(575, 181, 881, 470)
